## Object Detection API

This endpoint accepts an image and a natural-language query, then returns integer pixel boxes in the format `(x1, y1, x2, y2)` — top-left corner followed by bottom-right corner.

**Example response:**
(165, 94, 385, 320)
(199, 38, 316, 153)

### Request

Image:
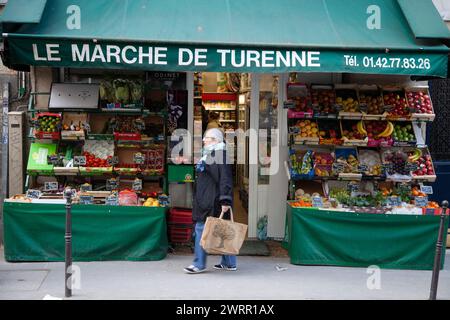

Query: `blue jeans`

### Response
(193, 222, 237, 270)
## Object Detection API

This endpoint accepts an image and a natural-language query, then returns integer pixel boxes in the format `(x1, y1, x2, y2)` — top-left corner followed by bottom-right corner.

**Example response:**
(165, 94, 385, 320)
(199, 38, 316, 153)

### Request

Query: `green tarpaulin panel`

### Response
(286, 205, 448, 270)
(397, 0, 450, 39)
(3, 202, 169, 262)
(0, 0, 448, 77)
(0, 0, 47, 23)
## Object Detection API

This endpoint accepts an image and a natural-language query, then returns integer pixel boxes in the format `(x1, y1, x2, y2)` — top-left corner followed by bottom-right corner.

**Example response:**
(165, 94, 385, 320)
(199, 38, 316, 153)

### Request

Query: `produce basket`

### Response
(364, 120, 394, 147)
(286, 83, 313, 118)
(358, 149, 383, 177)
(405, 86, 435, 121)
(392, 122, 416, 147)
(318, 119, 342, 145)
(340, 120, 368, 146)
(407, 147, 437, 182)
(288, 149, 315, 180)
(334, 147, 362, 180)
(61, 112, 87, 140)
(382, 86, 411, 120)
(380, 148, 413, 182)
(290, 119, 319, 145)
(335, 84, 362, 119)
(310, 84, 338, 119)
(313, 152, 336, 178)
(358, 85, 387, 120)
(34, 112, 61, 140)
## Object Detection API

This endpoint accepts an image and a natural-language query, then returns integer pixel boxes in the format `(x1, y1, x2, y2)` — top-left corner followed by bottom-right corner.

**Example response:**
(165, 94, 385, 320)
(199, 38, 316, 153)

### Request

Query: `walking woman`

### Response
(184, 128, 236, 274)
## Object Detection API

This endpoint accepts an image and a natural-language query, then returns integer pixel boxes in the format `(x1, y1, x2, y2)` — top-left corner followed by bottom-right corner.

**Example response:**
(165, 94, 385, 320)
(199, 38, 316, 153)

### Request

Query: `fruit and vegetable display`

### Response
(408, 149, 435, 177)
(358, 149, 382, 176)
(381, 150, 411, 177)
(341, 120, 366, 141)
(335, 89, 359, 113)
(34, 113, 62, 139)
(317, 120, 341, 143)
(287, 83, 310, 113)
(335, 153, 359, 174)
(383, 90, 409, 117)
(406, 89, 433, 115)
(289, 149, 314, 178)
(291, 120, 319, 142)
(392, 123, 415, 144)
(83, 140, 114, 162)
(359, 89, 384, 115)
(313, 152, 334, 177)
(311, 85, 336, 115)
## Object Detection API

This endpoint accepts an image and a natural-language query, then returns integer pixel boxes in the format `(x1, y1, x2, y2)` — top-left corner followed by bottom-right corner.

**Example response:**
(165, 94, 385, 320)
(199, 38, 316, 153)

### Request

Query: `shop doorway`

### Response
(192, 72, 289, 239)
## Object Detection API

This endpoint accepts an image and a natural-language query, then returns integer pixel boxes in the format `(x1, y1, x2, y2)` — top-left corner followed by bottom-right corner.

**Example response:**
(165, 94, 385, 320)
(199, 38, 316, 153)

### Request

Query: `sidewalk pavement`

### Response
(1, 246, 450, 300)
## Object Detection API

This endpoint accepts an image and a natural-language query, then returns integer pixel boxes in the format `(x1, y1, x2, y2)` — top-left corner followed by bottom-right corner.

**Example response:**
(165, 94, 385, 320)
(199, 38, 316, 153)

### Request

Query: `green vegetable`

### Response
(130, 80, 143, 103)
(113, 79, 130, 104)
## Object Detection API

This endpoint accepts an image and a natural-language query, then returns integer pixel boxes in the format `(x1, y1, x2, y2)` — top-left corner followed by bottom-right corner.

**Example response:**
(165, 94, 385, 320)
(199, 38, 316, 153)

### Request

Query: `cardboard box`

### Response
(27, 143, 57, 175)
(61, 112, 87, 140)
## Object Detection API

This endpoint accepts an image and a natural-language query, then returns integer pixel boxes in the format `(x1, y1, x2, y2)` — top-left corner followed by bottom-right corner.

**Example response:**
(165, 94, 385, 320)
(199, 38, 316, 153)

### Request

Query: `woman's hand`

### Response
(221, 205, 231, 213)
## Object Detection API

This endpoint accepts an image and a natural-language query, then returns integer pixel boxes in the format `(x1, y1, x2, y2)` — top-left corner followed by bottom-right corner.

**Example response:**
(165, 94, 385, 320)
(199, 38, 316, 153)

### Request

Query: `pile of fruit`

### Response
(359, 92, 384, 114)
(314, 153, 334, 177)
(317, 120, 340, 140)
(359, 149, 382, 176)
(143, 197, 160, 207)
(291, 94, 309, 112)
(336, 96, 359, 112)
(393, 123, 415, 143)
(294, 120, 319, 138)
(382, 150, 410, 176)
(82, 151, 110, 167)
(36, 114, 61, 133)
(364, 120, 394, 140)
(406, 90, 433, 114)
(83, 140, 114, 159)
(408, 149, 434, 176)
(342, 121, 366, 140)
(290, 150, 313, 176)
(336, 154, 359, 173)
(311, 87, 336, 114)
(383, 92, 409, 117)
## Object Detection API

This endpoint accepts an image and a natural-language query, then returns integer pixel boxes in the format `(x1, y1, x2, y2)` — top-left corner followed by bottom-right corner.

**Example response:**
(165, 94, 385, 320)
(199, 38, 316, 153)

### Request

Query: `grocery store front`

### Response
(1, 0, 450, 267)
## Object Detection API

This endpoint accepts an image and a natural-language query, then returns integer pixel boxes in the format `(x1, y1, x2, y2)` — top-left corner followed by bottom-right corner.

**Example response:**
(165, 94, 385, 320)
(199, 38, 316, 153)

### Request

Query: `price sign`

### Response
(134, 120, 145, 131)
(382, 163, 393, 174)
(44, 182, 58, 192)
(333, 104, 343, 112)
(398, 183, 412, 193)
(347, 182, 359, 193)
(80, 183, 92, 192)
(105, 194, 119, 206)
(79, 195, 94, 205)
(132, 178, 143, 191)
(74, 156, 87, 166)
(106, 178, 119, 191)
(47, 155, 60, 166)
(107, 156, 119, 166)
(332, 163, 345, 174)
(357, 164, 369, 173)
(133, 153, 146, 165)
(383, 105, 394, 113)
(312, 196, 323, 208)
(26, 189, 42, 199)
(405, 162, 419, 172)
(83, 123, 91, 133)
(359, 104, 368, 113)
(420, 184, 433, 195)
(415, 196, 429, 207)
(283, 101, 295, 109)
(387, 196, 401, 207)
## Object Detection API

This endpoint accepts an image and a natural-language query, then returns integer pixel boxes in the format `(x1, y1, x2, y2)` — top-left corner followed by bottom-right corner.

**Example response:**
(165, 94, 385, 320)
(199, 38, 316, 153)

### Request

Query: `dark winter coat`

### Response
(192, 149, 233, 223)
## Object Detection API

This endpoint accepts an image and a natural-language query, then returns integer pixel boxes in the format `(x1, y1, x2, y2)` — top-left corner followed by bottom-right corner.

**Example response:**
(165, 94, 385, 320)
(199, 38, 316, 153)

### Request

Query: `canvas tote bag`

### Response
(200, 208, 248, 255)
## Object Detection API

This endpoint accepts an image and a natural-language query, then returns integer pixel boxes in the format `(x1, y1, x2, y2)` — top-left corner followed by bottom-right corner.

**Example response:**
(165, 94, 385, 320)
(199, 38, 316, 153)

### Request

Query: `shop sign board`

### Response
(6, 38, 448, 77)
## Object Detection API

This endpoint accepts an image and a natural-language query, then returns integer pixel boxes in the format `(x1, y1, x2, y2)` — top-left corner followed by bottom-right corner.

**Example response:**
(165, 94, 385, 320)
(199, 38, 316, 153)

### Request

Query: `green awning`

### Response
(397, 0, 450, 39)
(0, 0, 448, 77)
(0, 0, 47, 23)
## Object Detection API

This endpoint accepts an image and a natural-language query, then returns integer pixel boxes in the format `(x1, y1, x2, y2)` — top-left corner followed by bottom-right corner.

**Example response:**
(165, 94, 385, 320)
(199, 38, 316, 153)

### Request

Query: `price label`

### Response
(333, 104, 343, 112)
(73, 156, 87, 166)
(26, 189, 42, 199)
(105, 194, 119, 206)
(382, 163, 393, 174)
(387, 196, 401, 207)
(47, 155, 60, 166)
(415, 196, 429, 207)
(405, 162, 419, 172)
(44, 182, 58, 192)
(134, 120, 146, 131)
(132, 178, 143, 191)
(398, 183, 412, 193)
(133, 153, 146, 165)
(359, 104, 368, 113)
(106, 178, 119, 191)
(80, 183, 92, 192)
(332, 163, 345, 174)
(79, 195, 94, 205)
(383, 105, 394, 113)
(107, 156, 119, 166)
(357, 164, 369, 173)
(420, 184, 433, 195)
(83, 123, 91, 133)
(347, 182, 359, 193)
(283, 101, 295, 109)
(312, 196, 323, 208)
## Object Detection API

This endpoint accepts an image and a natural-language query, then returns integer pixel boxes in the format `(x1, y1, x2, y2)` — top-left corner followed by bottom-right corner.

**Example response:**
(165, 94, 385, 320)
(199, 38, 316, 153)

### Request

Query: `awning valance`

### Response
(1, 0, 448, 77)
(0, 0, 47, 24)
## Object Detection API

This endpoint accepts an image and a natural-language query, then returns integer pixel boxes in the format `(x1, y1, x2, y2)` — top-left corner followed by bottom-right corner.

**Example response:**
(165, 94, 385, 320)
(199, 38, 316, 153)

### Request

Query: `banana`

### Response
(408, 148, 422, 162)
(357, 121, 367, 135)
(377, 121, 393, 138)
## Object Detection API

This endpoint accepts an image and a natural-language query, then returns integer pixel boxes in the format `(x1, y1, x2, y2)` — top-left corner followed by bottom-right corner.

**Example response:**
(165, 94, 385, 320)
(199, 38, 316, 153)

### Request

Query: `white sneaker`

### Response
(184, 265, 206, 274)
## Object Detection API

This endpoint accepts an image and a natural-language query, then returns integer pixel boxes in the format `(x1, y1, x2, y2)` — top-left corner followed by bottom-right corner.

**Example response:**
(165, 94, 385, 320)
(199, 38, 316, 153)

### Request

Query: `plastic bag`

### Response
(119, 190, 138, 206)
